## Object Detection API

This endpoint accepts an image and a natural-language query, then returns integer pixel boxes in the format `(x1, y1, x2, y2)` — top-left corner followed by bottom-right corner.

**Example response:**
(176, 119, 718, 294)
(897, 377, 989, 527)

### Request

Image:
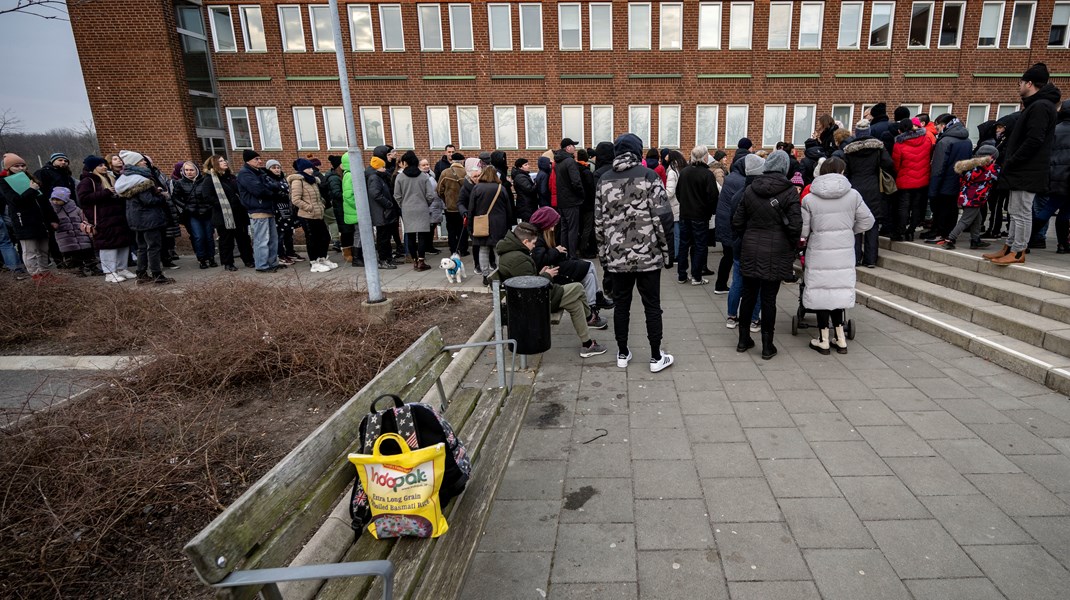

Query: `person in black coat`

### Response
(576, 148, 597, 258)
(553, 138, 585, 255)
(529, 206, 614, 314)
(867, 103, 893, 147)
(77, 157, 133, 280)
(815, 116, 839, 158)
(461, 166, 513, 278)
(199, 155, 253, 271)
(676, 146, 719, 285)
(0, 158, 58, 278)
(115, 151, 173, 283)
(511, 158, 539, 222)
(843, 121, 895, 266)
(732, 150, 801, 360)
(365, 157, 399, 269)
(171, 160, 216, 268)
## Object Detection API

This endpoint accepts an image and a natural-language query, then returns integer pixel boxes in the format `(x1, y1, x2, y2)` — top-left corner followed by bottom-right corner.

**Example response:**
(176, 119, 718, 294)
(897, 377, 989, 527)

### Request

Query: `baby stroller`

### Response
(790, 249, 856, 340)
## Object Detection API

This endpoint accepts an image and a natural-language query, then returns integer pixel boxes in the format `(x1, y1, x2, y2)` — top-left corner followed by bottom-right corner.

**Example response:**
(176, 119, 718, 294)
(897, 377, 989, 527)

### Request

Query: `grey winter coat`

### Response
(394, 167, 437, 233)
(801, 174, 875, 311)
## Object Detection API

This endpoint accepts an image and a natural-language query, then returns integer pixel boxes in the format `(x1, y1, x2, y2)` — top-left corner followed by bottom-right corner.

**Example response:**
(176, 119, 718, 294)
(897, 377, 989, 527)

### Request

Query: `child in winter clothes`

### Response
(939, 146, 1000, 250)
(49, 187, 97, 276)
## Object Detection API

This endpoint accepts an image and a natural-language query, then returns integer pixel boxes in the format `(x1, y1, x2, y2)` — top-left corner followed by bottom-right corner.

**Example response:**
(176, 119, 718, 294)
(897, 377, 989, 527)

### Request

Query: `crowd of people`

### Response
(1, 63, 1065, 368)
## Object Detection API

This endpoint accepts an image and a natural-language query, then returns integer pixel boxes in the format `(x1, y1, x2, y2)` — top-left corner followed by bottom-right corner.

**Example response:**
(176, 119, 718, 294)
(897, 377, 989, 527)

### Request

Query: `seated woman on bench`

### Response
(528, 206, 615, 322)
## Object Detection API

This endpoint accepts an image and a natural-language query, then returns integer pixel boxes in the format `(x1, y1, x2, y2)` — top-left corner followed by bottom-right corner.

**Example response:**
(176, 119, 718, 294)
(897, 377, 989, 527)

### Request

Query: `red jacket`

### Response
(892, 129, 932, 190)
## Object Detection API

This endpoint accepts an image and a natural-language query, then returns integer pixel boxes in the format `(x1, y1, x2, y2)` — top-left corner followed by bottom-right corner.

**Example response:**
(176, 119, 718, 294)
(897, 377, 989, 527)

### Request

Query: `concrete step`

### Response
(854, 282, 1070, 395)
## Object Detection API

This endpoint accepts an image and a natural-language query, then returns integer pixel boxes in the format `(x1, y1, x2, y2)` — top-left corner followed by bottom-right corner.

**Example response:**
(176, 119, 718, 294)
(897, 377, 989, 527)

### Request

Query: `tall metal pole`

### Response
(329, 0, 383, 303)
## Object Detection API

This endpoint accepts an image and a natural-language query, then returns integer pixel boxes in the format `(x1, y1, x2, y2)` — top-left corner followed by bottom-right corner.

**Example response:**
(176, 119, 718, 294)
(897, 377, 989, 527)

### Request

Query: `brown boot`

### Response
(981, 244, 1010, 260)
(414, 258, 432, 272)
(342, 247, 353, 263)
(991, 250, 1025, 265)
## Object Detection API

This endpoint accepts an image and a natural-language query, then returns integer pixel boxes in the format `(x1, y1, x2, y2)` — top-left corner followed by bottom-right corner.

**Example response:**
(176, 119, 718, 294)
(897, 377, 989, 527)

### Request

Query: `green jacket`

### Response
(341, 152, 357, 225)
(494, 231, 564, 310)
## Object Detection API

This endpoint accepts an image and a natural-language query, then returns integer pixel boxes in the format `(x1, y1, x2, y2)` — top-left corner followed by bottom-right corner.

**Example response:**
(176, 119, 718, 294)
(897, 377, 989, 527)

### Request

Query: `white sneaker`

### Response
(310, 261, 330, 273)
(617, 351, 632, 368)
(118, 269, 137, 280)
(650, 352, 674, 373)
(105, 273, 125, 283)
(324, 258, 339, 269)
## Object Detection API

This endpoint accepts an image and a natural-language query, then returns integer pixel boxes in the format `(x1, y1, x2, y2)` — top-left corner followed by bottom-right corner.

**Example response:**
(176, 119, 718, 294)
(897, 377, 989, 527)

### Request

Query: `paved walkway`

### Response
(461, 264, 1070, 600)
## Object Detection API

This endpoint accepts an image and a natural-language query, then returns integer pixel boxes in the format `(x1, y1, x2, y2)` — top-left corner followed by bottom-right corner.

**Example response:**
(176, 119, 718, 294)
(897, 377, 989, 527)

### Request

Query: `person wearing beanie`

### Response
(288, 157, 335, 272)
(82, 155, 106, 172)
(853, 119, 871, 138)
(34, 151, 76, 202)
(867, 102, 892, 145)
(893, 106, 911, 123)
(0, 154, 56, 279)
(985, 63, 1063, 264)
(596, 132, 675, 373)
(732, 149, 801, 360)
(892, 116, 933, 240)
(527, 205, 615, 314)
(0, 155, 30, 274)
(235, 147, 285, 273)
(114, 150, 175, 284)
(731, 137, 753, 166)
(940, 145, 1001, 251)
(511, 157, 538, 222)
(394, 150, 437, 271)
(436, 152, 469, 257)
(360, 148, 399, 270)
(843, 121, 894, 265)
(48, 185, 95, 276)
(77, 152, 134, 281)
(800, 139, 825, 185)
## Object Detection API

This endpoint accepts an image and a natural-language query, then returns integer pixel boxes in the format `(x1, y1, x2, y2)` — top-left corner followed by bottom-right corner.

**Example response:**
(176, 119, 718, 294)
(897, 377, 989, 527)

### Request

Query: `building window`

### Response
(519, 3, 543, 50)
(379, 4, 405, 51)
(966, 104, 990, 144)
(831, 104, 854, 129)
(1052, 2, 1070, 47)
(525, 105, 547, 149)
(225, 108, 252, 150)
(768, 2, 792, 49)
(293, 107, 320, 150)
(996, 103, 1019, 118)
(494, 106, 518, 149)
(798, 2, 823, 49)
(629, 105, 651, 147)
(908, 2, 933, 47)
(238, 6, 266, 52)
(349, 5, 375, 51)
(309, 5, 336, 52)
(658, 105, 681, 149)
(208, 6, 237, 52)
(278, 5, 306, 52)
(359, 107, 385, 149)
(629, 3, 652, 50)
(1008, 1, 1036, 47)
(728, 2, 752, 49)
(938, 2, 965, 48)
(695, 105, 719, 148)
(763, 105, 786, 148)
(418, 4, 443, 51)
(590, 3, 613, 49)
(488, 4, 512, 50)
(978, 2, 1005, 48)
(838, 2, 863, 49)
(448, 4, 474, 50)
(457, 106, 480, 149)
(591, 105, 614, 144)
(559, 3, 581, 50)
(660, 3, 683, 50)
(427, 106, 452, 149)
(698, 2, 722, 49)
(929, 103, 953, 117)
(322, 107, 348, 150)
(900, 104, 923, 116)
(390, 106, 415, 149)
(869, 2, 894, 49)
(562, 105, 585, 147)
(792, 105, 816, 146)
(255, 107, 282, 150)
(724, 104, 748, 149)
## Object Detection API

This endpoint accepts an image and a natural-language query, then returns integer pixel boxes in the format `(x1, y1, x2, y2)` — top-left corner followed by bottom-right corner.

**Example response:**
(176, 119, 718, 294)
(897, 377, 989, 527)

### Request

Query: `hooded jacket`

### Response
(553, 149, 585, 209)
(595, 151, 672, 273)
(341, 152, 359, 225)
(955, 156, 1000, 208)
(1002, 83, 1062, 193)
(592, 142, 616, 183)
(494, 230, 566, 310)
(843, 136, 894, 218)
(732, 173, 802, 281)
(49, 191, 93, 253)
(394, 163, 436, 233)
(800, 140, 825, 185)
(1050, 101, 1070, 197)
(929, 121, 974, 197)
(801, 173, 875, 311)
(76, 169, 130, 249)
(868, 105, 893, 147)
(975, 120, 998, 153)
(171, 167, 211, 218)
(676, 161, 719, 222)
(116, 165, 168, 231)
(534, 156, 553, 207)
(364, 165, 397, 227)
(715, 158, 747, 246)
(511, 166, 538, 222)
(892, 128, 932, 190)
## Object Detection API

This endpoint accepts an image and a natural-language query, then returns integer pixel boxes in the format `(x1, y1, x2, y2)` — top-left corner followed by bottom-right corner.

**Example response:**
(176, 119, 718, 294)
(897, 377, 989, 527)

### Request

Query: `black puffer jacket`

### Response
(172, 176, 211, 218)
(0, 178, 57, 240)
(552, 150, 584, 209)
(511, 167, 538, 222)
(33, 164, 77, 204)
(365, 166, 398, 226)
(531, 237, 590, 283)
(800, 140, 825, 184)
(1002, 83, 1062, 193)
(732, 174, 802, 281)
(1049, 101, 1070, 197)
(843, 136, 894, 220)
(593, 142, 615, 182)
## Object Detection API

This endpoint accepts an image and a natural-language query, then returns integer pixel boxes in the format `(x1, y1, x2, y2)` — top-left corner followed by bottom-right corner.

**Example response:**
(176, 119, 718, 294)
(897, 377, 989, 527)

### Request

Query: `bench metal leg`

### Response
(491, 279, 506, 388)
(443, 339, 517, 392)
(212, 560, 394, 600)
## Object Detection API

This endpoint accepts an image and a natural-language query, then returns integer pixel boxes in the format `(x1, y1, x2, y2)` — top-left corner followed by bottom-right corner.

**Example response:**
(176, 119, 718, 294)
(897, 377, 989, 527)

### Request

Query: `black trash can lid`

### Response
(504, 275, 551, 290)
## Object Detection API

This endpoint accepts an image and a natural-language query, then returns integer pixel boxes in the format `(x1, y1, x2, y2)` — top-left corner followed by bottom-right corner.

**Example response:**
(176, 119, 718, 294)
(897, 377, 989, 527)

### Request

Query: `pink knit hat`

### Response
(529, 206, 560, 230)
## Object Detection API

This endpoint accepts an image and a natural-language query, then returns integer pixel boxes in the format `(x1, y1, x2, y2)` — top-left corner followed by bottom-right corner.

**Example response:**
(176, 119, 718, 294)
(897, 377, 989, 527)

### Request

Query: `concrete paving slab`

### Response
(549, 583, 637, 599)
(919, 495, 1034, 546)
(458, 552, 552, 600)
(701, 478, 782, 523)
(713, 522, 809, 582)
(636, 550, 728, 600)
(966, 473, 1070, 517)
(896, 410, 978, 440)
(930, 438, 1023, 474)
(476, 500, 560, 552)
(727, 581, 821, 600)
(810, 441, 893, 476)
(628, 428, 694, 460)
(779, 497, 875, 549)
(856, 425, 936, 457)
(632, 460, 702, 499)
(834, 400, 904, 426)
(684, 414, 746, 444)
(759, 459, 840, 498)
(966, 544, 1070, 600)
(550, 523, 637, 584)
(775, 389, 837, 413)
(567, 442, 631, 478)
(791, 412, 862, 442)
(1008, 454, 1070, 493)
(731, 401, 794, 428)
(635, 499, 714, 550)
(804, 549, 911, 600)
(872, 388, 942, 411)
(904, 578, 1007, 600)
(677, 391, 732, 415)
(884, 456, 981, 496)
(744, 427, 815, 459)
(691, 443, 762, 478)
(497, 460, 567, 502)
(967, 423, 1061, 455)
(1016, 516, 1070, 570)
(864, 519, 981, 579)
(560, 478, 634, 524)
(835, 476, 932, 520)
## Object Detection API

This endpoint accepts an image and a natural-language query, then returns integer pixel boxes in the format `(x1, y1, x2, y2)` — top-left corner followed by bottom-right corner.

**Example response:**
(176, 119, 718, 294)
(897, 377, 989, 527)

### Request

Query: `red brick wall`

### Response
(71, 1, 1070, 166)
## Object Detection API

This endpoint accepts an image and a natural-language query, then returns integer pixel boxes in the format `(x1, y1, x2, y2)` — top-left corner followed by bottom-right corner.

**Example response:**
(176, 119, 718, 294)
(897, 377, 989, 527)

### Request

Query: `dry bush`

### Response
(0, 278, 460, 598)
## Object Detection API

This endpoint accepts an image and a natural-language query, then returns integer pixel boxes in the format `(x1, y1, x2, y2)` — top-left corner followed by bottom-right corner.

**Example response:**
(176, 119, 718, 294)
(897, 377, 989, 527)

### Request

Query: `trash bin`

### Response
(504, 275, 552, 354)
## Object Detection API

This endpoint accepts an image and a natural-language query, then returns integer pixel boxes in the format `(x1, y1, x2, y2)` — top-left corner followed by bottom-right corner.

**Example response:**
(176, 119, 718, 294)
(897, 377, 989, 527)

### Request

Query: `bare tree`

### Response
(0, 0, 94, 21)
(0, 107, 23, 150)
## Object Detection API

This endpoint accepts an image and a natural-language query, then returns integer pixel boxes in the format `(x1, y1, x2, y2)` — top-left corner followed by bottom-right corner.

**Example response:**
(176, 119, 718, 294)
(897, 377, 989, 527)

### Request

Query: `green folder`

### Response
(3, 171, 31, 195)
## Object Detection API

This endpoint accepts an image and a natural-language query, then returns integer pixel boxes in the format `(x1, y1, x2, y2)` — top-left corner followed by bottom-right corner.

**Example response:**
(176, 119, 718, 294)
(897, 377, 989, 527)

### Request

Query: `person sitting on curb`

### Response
(495, 222, 608, 358)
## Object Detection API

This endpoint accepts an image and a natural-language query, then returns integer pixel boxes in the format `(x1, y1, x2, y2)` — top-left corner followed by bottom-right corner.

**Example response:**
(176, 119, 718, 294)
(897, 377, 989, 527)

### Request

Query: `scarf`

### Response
(208, 171, 236, 230)
(96, 171, 115, 192)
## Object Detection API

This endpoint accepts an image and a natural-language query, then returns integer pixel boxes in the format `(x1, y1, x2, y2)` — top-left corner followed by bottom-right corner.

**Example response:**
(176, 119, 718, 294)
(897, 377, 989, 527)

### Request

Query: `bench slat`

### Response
(184, 328, 445, 586)
(399, 352, 451, 408)
(412, 384, 535, 600)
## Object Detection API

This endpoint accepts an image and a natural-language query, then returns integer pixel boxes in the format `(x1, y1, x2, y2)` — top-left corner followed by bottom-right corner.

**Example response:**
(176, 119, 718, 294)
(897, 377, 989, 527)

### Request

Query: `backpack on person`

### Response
(349, 394, 471, 537)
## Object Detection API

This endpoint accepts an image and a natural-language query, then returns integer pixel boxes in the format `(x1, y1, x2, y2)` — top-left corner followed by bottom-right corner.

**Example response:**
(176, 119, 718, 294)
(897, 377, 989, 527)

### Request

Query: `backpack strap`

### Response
(394, 404, 419, 450)
(363, 410, 384, 454)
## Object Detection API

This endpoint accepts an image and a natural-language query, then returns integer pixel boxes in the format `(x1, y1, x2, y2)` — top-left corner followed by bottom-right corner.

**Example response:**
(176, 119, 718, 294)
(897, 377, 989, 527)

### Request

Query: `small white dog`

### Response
(440, 254, 467, 284)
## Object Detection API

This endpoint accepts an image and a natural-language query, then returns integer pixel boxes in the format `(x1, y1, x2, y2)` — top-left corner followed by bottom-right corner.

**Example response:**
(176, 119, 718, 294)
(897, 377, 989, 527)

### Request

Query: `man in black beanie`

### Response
(986, 63, 1062, 265)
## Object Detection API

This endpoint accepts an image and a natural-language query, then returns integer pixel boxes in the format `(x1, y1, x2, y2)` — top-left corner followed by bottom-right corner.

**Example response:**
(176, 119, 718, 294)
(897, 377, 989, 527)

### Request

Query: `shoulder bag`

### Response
(472, 184, 502, 238)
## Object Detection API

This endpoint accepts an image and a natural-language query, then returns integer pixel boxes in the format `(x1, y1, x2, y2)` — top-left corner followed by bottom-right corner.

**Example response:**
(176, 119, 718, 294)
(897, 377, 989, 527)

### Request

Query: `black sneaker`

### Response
(255, 267, 278, 274)
(153, 274, 176, 285)
(970, 240, 991, 249)
(224, 264, 238, 272)
(135, 271, 152, 285)
(208, 258, 219, 267)
(378, 260, 398, 270)
(199, 260, 210, 269)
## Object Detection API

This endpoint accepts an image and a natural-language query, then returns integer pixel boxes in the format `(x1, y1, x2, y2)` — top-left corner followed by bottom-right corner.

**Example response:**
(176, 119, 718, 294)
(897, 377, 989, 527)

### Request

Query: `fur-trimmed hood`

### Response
(114, 174, 155, 198)
(843, 137, 885, 154)
(954, 155, 994, 175)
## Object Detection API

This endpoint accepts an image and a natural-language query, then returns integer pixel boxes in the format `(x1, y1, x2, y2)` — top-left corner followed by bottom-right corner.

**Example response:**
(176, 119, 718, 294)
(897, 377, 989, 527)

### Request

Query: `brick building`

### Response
(70, 1, 1070, 166)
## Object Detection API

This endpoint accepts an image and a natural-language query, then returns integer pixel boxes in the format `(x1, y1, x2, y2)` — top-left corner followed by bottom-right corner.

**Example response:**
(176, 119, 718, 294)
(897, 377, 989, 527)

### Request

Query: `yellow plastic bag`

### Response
(348, 432, 449, 539)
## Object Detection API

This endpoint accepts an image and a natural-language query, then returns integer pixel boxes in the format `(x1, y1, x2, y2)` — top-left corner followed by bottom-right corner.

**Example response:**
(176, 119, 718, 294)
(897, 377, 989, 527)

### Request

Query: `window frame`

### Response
(208, 5, 238, 53)
(292, 106, 320, 151)
(908, 1, 934, 48)
(763, 104, 787, 148)
(238, 5, 267, 52)
(378, 4, 405, 51)
(448, 4, 474, 51)
(728, 2, 753, 49)
(456, 105, 481, 150)
(768, 1, 793, 50)
(868, 1, 895, 49)
(277, 4, 307, 52)
(493, 105, 519, 150)
(559, 2, 582, 51)
(308, 5, 336, 52)
(937, 1, 966, 48)
(900, 104, 923, 117)
(659, 2, 684, 50)
(427, 105, 453, 150)
(519, 3, 543, 51)
(695, 104, 720, 148)
(487, 3, 513, 51)
(389, 106, 415, 150)
(724, 104, 749, 150)
(996, 103, 1020, 118)
(837, 2, 864, 49)
(628, 2, 652, 50)
(255, 107, 282, 151)
(628, 104, 651, 147)
(561, 105, 586, 148)
(524, 105, 548, 149)
(348, 4, 375, 51)
(589, 3, 613, 50)
(966, 104, 992, 144)
(698, 2, 723, 50)
(416, 4, 444, 51)
(978, 1, 1005, 48)
(792, 104, 816, 147)
(929, 103, 953, 117)
(591, 105, 615, 145)
(359, 106, 386, 150)
(831, 104, 855, 130)
(225, 107, 253, 150)
(1008, 1, 1037, 48)
(658, 104, 681, 149)
(322, 106, 349, 150)
(1051, 1, 1070, 47)
(798, 1, 824, 49)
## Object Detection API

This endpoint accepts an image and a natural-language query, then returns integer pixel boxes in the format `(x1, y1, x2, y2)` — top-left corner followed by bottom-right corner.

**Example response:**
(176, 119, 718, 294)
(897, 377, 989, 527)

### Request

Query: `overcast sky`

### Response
(0, 10, 93, 133)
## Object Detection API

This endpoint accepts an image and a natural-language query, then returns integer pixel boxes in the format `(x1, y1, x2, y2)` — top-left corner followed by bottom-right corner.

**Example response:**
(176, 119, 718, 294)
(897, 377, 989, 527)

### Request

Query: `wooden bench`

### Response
(184, 326, 533, 600)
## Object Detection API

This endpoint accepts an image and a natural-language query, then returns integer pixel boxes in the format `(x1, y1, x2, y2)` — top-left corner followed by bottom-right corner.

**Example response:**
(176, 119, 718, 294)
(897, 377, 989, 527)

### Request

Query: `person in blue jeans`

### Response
(724, 154, 766, 330)
(236, 149, 286, 273)
(0, 216, 24, 276)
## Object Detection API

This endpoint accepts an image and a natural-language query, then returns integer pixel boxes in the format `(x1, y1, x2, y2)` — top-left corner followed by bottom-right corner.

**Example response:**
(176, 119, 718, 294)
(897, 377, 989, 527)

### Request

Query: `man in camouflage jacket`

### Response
(595, 132, 675, 373)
